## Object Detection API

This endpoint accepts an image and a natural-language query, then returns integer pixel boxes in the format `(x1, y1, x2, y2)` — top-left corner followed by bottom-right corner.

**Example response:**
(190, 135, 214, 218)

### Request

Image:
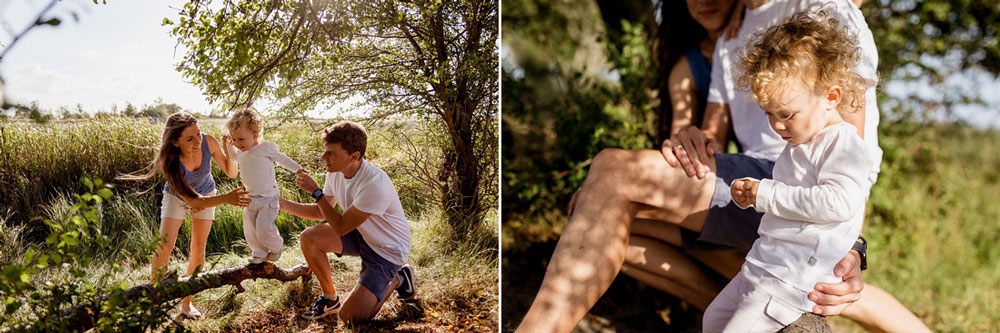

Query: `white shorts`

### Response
(160, 190, 217, 221)
(703, 263, 815, 333)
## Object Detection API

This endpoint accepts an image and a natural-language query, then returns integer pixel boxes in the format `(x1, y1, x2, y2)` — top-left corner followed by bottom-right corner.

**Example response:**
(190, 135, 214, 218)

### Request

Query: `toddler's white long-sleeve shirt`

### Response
(234, 141, 302, 197)
(738, 122, 873, 292)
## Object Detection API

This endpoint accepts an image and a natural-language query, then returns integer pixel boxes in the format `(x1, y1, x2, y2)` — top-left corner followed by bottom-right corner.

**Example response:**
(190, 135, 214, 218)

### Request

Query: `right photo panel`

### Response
(502, 0, 1000, 332)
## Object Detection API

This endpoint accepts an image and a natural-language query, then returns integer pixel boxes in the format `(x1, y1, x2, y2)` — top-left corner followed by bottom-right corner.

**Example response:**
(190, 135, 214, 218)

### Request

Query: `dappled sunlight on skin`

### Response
(518, 147, 722, 332)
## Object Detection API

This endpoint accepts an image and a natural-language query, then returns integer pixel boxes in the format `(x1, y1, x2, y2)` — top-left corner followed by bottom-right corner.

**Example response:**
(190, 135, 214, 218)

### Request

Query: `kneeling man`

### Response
(280, 121, 415, 322)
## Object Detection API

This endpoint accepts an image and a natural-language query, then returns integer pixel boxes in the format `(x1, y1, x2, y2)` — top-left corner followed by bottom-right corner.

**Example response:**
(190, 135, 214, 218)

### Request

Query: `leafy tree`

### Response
(0, 178, 179, 331)
(169, 0, 498, 240)
(862, 0, 1000, 121)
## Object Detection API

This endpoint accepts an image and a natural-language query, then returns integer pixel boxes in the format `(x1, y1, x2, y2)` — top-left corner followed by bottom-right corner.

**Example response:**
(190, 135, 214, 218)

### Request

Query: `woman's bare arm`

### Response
(205, 134, 238, 178)
(179, 186, 249, 209)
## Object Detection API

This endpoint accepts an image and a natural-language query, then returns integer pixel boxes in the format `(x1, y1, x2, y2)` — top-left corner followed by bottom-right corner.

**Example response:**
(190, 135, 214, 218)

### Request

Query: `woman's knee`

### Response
(591, 148, 630, 174)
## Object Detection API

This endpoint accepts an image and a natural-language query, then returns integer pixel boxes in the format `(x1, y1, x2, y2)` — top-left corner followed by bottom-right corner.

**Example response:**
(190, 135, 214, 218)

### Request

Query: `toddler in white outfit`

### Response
(224, 107, 303, 264)
(702, 10, 876, 332)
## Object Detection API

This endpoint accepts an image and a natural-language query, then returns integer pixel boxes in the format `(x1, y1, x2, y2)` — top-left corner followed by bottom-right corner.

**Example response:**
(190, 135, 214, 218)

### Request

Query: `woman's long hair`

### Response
(655, 0, 708, 141)
(118, 112, 200, 199)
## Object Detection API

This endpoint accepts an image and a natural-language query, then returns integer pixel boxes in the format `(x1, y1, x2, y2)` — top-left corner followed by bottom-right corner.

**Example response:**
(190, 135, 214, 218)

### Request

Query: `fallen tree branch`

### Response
(58, 262, 311, 330)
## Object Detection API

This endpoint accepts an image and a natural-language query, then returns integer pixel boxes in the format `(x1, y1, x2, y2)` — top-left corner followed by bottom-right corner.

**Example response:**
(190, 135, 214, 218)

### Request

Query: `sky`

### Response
(0, 0, 360, 118)
(0, 0, 214, 114)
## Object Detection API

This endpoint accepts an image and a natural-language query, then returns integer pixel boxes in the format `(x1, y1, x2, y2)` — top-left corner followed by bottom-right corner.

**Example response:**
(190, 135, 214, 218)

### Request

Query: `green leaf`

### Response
(82, 177, 93, 191)
(51, 252, 63, 265)
(45, 233, 58, 245)
(19, 272, 29, 283)
(72, 216, 85, 227)
(61, 233, 79, 246)
(24, 248, 35, 265)
(36, 255, 49, 268)
(163, 17, 174, 26)
(99, 188, 113, 199)
(83, 211, 98, 223)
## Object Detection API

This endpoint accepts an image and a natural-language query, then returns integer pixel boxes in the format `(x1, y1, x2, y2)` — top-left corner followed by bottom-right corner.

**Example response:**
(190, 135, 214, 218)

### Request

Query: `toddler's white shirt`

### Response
(234, 141, 302, 197)
(738, 122, 873, 291)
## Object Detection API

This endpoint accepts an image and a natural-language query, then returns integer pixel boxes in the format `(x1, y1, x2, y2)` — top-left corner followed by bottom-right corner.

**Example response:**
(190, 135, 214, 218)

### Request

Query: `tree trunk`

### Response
(58, 263, 310, 331)
(779, 313, 832, 333)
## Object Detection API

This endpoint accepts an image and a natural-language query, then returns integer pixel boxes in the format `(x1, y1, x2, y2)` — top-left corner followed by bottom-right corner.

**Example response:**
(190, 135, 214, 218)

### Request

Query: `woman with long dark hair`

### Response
(120, 111, 248, 318)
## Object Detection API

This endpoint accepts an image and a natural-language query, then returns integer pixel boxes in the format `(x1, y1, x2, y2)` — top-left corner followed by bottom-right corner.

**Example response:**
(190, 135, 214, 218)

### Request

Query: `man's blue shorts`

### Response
(337, 229, 401, 302)
(680, 153, 776, 253)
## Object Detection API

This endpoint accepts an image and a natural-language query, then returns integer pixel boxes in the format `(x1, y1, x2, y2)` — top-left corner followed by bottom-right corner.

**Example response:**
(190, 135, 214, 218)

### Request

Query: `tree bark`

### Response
(58, 263, 311, 330)
(779, 313, 832, 333)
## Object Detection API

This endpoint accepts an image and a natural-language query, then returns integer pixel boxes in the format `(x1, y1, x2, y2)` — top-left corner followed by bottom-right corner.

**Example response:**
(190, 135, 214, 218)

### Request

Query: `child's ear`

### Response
(825, 85, 842, 110)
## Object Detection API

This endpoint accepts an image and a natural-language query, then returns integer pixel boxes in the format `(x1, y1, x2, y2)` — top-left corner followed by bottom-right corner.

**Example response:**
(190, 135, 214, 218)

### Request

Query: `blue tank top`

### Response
(164, 133, 216, 197)
(684, 47, 711, 110)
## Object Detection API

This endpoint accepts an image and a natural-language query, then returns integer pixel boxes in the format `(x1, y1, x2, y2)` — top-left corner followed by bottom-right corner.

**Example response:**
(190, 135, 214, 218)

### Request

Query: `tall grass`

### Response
(0, 117, 449, 258)
(828, 121, 1000, 332)
(0, 116, 498, 330)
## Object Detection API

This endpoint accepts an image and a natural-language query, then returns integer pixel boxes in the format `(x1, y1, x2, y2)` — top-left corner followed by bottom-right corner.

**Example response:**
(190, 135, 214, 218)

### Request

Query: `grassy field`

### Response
(0, 116, 498, 331)
(502, 120, 1000, 332)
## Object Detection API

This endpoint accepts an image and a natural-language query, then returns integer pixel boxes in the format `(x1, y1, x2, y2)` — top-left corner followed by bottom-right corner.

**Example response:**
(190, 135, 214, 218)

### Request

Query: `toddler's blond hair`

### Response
(226, 106, 262, 135)
(735, 9, 869, 114)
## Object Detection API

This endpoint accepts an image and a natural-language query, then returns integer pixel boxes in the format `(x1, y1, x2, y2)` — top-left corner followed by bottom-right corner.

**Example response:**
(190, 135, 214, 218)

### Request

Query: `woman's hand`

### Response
(723, 1, 746, 41)
(222, 186, 250, 207)
(809, 250, 864, 315)
(661, 126, 720, 179)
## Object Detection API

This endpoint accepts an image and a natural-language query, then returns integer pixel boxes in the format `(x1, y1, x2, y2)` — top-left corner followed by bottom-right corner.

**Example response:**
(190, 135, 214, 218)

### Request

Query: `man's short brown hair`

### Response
(323, 121, 368, 159)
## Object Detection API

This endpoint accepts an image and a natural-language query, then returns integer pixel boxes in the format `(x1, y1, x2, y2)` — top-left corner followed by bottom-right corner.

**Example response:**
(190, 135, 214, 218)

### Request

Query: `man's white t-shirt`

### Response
(708, 0, 882, 183)
(323, 160, 410, 266)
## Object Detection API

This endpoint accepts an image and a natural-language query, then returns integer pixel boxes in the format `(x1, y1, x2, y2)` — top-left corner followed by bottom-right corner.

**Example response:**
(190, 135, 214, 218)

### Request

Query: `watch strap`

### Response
(852, 235, 868, 271)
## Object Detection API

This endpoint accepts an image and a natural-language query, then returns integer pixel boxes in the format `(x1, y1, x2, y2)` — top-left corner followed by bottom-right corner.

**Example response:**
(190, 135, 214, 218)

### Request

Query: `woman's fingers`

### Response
(661, 139, 679, 167)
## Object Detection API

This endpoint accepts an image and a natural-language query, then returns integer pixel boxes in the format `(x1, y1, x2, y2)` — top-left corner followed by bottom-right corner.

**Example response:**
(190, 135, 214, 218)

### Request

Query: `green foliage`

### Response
(0, 178, 179, 331)
(502, 0, 658, 250)
(862, 0, 1000, 118)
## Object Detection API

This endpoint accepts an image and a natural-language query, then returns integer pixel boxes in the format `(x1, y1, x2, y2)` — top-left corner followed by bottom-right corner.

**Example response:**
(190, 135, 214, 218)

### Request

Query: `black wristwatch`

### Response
(310, 188, 325, 201)
(851, 235, 868, 271)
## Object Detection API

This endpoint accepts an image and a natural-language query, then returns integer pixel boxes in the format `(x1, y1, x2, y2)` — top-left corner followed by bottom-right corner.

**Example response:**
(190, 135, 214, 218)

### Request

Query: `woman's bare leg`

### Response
(151, 217, 184, 281)
(622, 235, 720, 310)
(181, 218, 212, 314)
(516, 149, 716, 332)
(840, 284, 931, 333)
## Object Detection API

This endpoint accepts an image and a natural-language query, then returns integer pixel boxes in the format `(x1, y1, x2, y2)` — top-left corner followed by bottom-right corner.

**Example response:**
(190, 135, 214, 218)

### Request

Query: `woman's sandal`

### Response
(179, 306, 202, 319)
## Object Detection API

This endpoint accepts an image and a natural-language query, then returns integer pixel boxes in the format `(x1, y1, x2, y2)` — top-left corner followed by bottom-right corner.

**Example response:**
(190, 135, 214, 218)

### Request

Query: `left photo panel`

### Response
(0, 0, 499, 331)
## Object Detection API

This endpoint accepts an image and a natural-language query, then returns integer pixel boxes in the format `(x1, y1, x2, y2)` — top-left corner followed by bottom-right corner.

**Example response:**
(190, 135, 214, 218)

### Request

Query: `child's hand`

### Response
(730, 178, 759, 208)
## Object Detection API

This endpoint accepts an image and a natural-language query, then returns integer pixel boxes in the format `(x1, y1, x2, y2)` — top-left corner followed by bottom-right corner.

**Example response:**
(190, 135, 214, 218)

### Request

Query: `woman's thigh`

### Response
(190, 218, 213, 247)
(589, 148, 716, 232)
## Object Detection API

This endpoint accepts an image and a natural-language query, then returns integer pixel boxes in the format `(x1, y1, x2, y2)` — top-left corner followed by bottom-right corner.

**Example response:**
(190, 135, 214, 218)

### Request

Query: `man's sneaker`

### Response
(301, 295, 341, 320)
(265, 250, 281, 262)
(248, 256, 265, 264)
(395, 264, 416, 300)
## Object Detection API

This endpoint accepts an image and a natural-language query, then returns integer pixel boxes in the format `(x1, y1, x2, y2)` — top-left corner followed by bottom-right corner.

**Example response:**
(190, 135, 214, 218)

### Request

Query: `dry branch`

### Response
(58, 262, 311, 330)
